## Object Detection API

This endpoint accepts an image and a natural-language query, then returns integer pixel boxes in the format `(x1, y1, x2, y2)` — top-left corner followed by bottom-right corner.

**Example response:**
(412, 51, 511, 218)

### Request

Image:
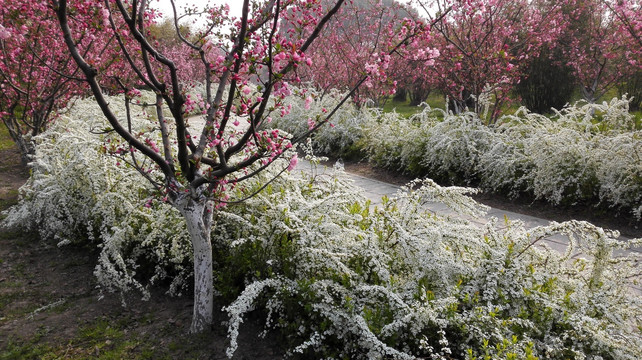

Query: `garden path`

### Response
(295, 159, 642, 293)
(187, 116, 640, 292)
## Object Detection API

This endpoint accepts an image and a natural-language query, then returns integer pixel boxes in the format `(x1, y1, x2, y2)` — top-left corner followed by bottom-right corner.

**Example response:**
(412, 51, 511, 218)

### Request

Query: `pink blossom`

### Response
(0, 25, 11, 40)
(287, 154, 298, 171)
(304, 96, 313, 110)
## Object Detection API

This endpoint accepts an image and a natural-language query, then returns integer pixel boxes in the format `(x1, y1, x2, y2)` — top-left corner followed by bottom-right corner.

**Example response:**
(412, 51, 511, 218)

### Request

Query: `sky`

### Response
(151, 0, 430, 27)
(151, 0, 244, 24)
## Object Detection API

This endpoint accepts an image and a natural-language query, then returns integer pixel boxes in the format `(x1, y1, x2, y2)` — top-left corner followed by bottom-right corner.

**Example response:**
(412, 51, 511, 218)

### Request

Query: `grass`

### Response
(1, 333, 51, 360)
(632, 110, 642, 129)
(381, 92, 447, 118)
(0, 123, 14, 151)
(381, 98, 424, 117)
(0, 190, 19, 210)
(1, 319, 159, 360)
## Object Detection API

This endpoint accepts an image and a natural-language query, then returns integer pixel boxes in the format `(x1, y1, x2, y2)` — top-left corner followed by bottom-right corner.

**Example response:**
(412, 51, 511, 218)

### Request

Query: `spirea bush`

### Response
(2, 94, 641, 358)
(220, 175, 642, 359)
(1, 95, 195, 298)
(264, 86, 367, 157)
(359, 96, 642, 218)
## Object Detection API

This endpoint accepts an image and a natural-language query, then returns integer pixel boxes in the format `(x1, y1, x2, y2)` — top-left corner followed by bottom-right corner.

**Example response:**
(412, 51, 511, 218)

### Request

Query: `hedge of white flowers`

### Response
(265, 86, 367, 157)
(278, 93, 642, 218)
(2, 94, 641, 359)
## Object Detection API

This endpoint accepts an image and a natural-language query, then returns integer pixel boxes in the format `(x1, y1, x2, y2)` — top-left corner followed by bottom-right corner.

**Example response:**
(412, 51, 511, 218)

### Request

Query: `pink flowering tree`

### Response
(0, 1, 180, 163)
(299, 0, 437, 106)
(607, 0, 642, 50)
(562, 0, 637, 103)
(415, 0, 565, 122)
(146, 18, 209, 88)
(51, 0, 434, 333)
(0, 2, 94, 163)
(602, 0, 642, 108)
(387, 33, 440, 106)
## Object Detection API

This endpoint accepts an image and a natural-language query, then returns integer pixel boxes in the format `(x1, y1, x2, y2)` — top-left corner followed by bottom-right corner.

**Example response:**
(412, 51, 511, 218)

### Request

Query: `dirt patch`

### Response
(0, 148, 28, 208)
(342, 161, 415, 187)
(0, 146, 282, 359)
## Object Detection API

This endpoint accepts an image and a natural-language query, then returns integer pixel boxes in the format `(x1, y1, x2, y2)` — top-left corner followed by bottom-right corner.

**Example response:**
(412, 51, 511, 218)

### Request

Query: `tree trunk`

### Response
(2, 119, 34, 165)
(176, 193, 215, 333)
(409, 87, 430, 106)
(14, 135, 34, 166)
(581, 85, 597, 104)
(393, 87, 407, 102)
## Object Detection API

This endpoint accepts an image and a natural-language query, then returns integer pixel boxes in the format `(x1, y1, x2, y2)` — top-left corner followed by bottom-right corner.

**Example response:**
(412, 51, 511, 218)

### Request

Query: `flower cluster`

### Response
(220, 174, 641, 359)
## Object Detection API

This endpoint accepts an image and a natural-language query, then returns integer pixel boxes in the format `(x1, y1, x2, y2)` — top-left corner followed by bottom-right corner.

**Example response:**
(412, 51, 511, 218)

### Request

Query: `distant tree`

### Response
(392, 86, 408, 101)
(618, 71, 642, 111)
(416, 0, 566, 122)
(300, 0, 434, 106)
(388, 41, 437, 106)
(0, 2, 202, 164)
(603, 0, 642, 110)
(562, 0, 636, 103)
(602, 0, 642, 53)
(516, 47, 575, 113)
(0, 2, 93, 162)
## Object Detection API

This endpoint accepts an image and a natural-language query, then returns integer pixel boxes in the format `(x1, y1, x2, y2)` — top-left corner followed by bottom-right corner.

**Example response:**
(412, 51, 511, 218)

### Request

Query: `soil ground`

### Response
(0, 145, 282, 360)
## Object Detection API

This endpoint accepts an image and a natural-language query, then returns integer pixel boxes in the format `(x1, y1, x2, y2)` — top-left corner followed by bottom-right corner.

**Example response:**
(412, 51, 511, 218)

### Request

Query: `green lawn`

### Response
(381, 92, 446, 118)
(0, 123, 15, 151)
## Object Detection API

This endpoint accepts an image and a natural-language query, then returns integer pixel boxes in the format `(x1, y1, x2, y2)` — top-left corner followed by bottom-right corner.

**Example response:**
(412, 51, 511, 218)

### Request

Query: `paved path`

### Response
(189, 117, 641, 291)
(296, 159, 642, 263)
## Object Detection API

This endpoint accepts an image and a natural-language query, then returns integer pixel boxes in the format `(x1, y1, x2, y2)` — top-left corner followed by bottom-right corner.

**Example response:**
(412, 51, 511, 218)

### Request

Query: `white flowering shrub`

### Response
(361, 96, 642, 217)
(361, 106, 443, 176)
(264, 86, 367, 157)
(221, 175, 642, 359)
(2, 94, 641, 358)
(2, 95, 193, 298)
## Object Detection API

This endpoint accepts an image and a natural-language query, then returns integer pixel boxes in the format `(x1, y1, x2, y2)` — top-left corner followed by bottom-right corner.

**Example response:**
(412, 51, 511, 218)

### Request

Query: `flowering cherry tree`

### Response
(299, 0, 439, 106)
(562, 0, 638, 103)
(0, 2, 91, 162)
(415, 0, 565, 122)
(50, 0, 434, 333)
(603, 0, 642, 66)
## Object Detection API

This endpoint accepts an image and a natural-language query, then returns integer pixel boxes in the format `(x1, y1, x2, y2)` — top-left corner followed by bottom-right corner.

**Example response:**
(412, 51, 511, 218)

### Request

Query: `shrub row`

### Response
(275, 93, 642, 219)
(2, 94, 641, 358)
